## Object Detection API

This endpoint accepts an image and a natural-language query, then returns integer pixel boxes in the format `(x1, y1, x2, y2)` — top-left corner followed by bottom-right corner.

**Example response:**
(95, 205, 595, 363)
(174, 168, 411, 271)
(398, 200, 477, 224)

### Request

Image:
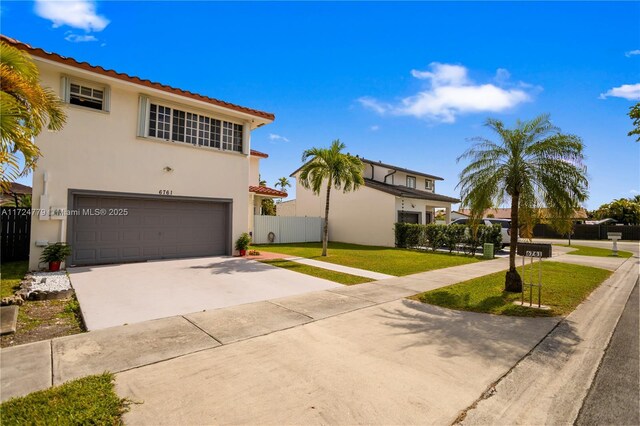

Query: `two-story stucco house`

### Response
(287, 157, 460, 247)
(2, 36, 286, 269)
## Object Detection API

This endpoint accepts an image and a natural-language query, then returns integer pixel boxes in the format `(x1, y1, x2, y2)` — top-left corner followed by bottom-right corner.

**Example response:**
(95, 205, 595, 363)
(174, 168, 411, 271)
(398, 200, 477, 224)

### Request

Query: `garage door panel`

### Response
(72, 194, 230, 265)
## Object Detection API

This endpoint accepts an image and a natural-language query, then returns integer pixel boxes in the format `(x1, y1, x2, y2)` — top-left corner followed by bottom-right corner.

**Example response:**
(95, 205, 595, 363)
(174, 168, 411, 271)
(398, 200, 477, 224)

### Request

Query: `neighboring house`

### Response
(290, 157, 460, 247)
(1, 182, 32, 206)
(276, 199, 297, 217)
(458, 208, 588, 222)
(450, 210, 469, 221)
(3, 36, 285, 269)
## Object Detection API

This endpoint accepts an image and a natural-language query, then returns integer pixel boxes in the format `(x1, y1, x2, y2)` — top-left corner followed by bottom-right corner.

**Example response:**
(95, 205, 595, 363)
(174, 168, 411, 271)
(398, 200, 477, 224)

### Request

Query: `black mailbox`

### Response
(516, 243, 552, 258)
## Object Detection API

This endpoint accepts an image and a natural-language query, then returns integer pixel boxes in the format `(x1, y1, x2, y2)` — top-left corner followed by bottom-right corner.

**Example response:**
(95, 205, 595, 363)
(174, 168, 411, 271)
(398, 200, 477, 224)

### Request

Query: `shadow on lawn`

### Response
(376, 299, 579, 361)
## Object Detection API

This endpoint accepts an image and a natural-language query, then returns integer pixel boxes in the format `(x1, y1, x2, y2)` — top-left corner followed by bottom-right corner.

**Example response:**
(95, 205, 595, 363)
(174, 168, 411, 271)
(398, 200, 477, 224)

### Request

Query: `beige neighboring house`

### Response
(3, 36, 286, 270)
(1, 182, 32, 206)
(289, 157, 460, 247)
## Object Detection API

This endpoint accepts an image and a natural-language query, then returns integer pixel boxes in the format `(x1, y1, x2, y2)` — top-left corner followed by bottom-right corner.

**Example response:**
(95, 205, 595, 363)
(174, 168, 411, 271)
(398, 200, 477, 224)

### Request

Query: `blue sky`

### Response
(2, 1, 639, 210)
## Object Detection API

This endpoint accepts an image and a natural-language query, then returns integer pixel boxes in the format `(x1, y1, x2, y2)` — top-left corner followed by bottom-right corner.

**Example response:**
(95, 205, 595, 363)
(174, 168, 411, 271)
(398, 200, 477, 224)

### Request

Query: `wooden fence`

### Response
(1, 207, 31, 262)
(533, 223, 640, 240)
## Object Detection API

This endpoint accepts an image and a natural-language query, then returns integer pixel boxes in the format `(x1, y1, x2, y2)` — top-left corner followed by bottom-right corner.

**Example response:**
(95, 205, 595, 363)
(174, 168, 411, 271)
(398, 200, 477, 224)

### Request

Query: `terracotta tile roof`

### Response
(1, 35, 275, 122)
(249, 186, 287, 198)
(364, 178, 460, 203)
(3, 182, 32, 195)
(250, 149, 269, 158)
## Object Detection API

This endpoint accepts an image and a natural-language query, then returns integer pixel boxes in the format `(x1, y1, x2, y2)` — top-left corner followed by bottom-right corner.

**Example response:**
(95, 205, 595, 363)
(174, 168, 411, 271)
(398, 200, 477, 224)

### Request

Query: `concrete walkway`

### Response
(0, 256, 511, 402)
(284, 256, 395, 280)
(0, 249, 635, 425)
(458, 255, 639, 425)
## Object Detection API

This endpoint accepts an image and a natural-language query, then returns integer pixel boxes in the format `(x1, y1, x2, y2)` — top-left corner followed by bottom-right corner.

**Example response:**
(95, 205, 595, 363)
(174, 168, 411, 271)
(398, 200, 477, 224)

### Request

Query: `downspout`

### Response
(371, 164, 375, 180)
(384, 169, 396, 184)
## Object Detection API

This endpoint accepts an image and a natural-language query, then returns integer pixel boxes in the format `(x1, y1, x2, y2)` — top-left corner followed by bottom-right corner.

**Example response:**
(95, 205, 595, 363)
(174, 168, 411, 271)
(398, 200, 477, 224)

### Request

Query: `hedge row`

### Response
(394, 223, 503, 254)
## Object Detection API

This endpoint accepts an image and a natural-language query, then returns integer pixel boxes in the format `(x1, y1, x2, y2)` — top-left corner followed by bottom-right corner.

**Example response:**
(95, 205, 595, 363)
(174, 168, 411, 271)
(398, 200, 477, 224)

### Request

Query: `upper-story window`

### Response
(407, 176, 416, 188)
(144, 100, 243, 152)
(425, 179, 433, 190)
(62, 77, 110, 112)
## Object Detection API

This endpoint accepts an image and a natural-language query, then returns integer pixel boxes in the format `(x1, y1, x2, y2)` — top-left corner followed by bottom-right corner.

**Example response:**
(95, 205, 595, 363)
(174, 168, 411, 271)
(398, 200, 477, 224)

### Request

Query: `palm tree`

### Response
(457, 114, 588, 292)
(274, 177, 291, 192)
(299, 140, 364, 256)
(1, 40, 66, 191)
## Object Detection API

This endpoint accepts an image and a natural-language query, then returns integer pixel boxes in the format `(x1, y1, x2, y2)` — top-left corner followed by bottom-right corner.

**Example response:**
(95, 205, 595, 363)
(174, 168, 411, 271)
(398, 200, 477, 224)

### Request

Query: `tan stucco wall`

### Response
(276, 200, 297, 217)
(294, 176, 397, 247)
(249, 157, 260, 187)
(28, 60, 263, 269)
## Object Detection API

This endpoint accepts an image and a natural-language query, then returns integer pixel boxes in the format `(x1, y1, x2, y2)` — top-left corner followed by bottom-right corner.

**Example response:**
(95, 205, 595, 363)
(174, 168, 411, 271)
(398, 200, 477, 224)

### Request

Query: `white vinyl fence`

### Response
(253, 216, 323, 244)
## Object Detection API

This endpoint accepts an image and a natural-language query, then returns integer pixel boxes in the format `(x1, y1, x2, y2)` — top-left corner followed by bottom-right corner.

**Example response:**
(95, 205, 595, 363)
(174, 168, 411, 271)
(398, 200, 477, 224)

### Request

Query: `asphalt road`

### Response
(576, 278, 640, 426)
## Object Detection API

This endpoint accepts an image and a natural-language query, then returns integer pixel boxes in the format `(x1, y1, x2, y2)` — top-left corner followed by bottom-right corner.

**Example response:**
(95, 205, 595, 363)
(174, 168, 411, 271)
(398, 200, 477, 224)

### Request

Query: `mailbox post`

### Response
(607, 232, 622, 256)
(516, 243, 552, 308)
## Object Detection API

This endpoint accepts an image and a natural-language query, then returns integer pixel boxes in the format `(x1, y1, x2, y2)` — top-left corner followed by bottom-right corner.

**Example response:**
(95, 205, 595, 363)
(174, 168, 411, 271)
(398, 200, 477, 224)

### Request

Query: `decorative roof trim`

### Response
(249, 186, 287, 198)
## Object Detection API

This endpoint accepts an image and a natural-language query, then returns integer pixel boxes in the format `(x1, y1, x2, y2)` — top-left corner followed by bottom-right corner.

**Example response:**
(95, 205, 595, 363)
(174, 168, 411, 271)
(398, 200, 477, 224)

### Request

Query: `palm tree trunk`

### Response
(505, 193, 523, 292)
(322, 181, 331, 256)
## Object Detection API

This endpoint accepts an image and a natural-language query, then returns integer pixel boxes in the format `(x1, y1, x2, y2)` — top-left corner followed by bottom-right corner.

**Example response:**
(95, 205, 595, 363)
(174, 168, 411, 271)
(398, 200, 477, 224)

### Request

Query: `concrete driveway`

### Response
(68, 257, 341, 330)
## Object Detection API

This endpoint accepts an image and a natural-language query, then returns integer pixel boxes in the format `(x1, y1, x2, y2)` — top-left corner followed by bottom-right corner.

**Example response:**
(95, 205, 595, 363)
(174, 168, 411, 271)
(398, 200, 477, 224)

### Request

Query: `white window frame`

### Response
(140, 97, 244, 153)
(61, 76, 110, 112)
(407, 176, 416, 189)
(425, 179, 433, 190)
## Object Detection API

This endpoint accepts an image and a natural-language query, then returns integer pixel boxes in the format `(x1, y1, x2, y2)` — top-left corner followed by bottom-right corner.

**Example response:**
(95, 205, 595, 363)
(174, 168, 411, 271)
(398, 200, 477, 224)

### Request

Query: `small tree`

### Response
(298, 140, 364, 256)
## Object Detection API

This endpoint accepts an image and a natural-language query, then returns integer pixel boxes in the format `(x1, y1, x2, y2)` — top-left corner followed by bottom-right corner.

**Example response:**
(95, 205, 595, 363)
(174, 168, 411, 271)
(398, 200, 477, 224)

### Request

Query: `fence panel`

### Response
(1, 207, 31, 262)
(253, 216, 322, 244)
(532, 223, 639, 240)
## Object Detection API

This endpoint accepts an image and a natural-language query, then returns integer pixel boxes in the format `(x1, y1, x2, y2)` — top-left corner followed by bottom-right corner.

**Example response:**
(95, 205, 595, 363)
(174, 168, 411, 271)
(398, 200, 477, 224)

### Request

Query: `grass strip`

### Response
(261, 259, 372, 285)
(411, 261, 612, 317)
(0, 373, 130, 425)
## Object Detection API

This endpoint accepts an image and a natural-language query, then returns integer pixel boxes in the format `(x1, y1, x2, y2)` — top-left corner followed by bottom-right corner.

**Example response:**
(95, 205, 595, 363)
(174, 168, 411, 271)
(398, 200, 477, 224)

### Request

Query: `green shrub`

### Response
(444, 225, 466, 253)
(393, 222, 502, 255)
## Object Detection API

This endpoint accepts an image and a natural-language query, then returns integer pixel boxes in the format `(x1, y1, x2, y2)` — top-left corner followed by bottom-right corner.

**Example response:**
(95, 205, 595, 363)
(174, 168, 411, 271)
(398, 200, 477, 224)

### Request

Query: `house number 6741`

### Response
(159, 190, 173, 195)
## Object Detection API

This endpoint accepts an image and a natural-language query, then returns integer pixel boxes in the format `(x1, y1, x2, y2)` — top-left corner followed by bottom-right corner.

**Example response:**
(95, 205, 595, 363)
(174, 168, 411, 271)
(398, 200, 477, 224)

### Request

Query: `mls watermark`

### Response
(1, 208, 129, 217)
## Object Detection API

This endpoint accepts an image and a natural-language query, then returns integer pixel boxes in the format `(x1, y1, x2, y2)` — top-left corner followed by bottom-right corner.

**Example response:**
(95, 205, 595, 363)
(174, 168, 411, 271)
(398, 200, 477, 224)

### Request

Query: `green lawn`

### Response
(260, 259, 372, 285)
(1, 261, 29, 298)
(411, 261, 612, 317)
(559, 244, 633, 258)
(0, 373, 130, 425)
(252, 242, 481, 276)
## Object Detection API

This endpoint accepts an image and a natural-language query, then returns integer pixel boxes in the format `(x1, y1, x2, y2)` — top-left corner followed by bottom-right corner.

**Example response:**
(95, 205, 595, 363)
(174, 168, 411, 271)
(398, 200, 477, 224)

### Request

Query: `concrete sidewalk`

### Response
(284, 256, 395, 280)
(0, 256, 510, 402)
(459, 256, 639, 425)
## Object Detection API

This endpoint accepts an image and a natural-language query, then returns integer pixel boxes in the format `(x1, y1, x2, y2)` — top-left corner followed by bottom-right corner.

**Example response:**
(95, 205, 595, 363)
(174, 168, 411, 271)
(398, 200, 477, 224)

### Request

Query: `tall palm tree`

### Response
(1, 40, 66, 190)
(299, 140, 364, 256)
(457, 114, 588, 292)
(274, 177, 291, 192)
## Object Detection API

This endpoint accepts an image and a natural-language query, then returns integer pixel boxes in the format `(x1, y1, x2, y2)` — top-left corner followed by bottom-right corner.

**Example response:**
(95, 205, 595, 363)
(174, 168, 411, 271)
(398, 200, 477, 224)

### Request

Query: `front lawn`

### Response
(252, 242, 481, 276)
(559, 244, 633, 258)
(260, 259, 372, 285)
(0, 373, 130, 425)
(411, 261, 611, 317)
(1, 261, 29, 298)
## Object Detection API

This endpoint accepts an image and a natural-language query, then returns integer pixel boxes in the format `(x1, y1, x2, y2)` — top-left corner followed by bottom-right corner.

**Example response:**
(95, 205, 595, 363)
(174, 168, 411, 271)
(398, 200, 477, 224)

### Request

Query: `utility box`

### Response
(483, 243, 494, 259)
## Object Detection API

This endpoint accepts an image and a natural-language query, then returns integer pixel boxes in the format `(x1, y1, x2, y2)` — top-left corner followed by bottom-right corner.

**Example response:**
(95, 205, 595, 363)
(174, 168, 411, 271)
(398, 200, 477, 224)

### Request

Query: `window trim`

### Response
(425, 179, 433, 190)
(140, 96, 246, 153)
(61, 76, 110, 113)
(406, 175, 416, 189)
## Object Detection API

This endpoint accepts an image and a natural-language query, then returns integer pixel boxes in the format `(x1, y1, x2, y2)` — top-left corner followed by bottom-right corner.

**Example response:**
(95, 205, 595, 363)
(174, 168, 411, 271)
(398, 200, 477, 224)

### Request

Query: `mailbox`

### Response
(516, 243, 552, 258)
(607, 232, 622, 239)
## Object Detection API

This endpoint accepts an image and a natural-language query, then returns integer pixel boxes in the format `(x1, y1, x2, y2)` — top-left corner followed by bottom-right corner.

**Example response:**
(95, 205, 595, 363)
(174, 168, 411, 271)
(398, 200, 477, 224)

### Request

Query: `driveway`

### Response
(68, 257, 341, 330)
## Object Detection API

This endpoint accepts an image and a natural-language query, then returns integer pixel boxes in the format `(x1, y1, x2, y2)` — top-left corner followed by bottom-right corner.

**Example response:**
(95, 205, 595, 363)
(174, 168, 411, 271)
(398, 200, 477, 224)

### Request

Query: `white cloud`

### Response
(269, 134, 289, 143)
(599, 83, 640, 100)
(34, 0, 109, 32)
(359, 62, 533, 123)
(64, 33, 97, 42)
(625, 50, 640, 57)
(370, 125, 380, 131)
